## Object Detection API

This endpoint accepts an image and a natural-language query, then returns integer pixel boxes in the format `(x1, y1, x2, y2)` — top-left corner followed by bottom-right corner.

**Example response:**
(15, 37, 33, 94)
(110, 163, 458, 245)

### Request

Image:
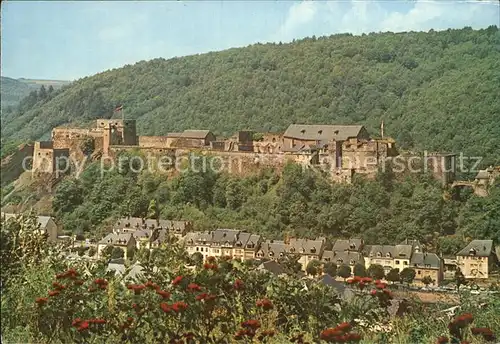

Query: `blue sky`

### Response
(1, 0, 499, 81)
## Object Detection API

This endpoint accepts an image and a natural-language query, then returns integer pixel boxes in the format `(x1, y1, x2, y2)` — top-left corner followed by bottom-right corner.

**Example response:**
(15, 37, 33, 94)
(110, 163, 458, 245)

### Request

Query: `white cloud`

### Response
(274, 0, 319, 41)
(273, 0, 498, 41)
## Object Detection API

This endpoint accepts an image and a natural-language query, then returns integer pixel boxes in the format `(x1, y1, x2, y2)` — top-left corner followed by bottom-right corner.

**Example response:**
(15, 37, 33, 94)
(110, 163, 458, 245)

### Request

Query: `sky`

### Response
(1, 0, 499, 81)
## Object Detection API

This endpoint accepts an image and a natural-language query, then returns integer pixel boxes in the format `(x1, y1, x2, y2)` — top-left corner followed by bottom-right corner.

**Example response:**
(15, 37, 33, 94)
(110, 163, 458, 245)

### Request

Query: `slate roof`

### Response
(283, 124, 366, 141)
(368, 245, 412, 258)
(288, 238, 325, 255)
(332, 239, 363, 252)
(257, 261, 285, 275)
(114, 217, 144, 230)
(410, 252, 442, 269)
(323, 250, 363, 265)
(1, 213, 54, 230)
(258, 240, 288, 259)
(179, 130, 212, 139)
(456, 240, 493, 257)
(99, 233, 134, 245)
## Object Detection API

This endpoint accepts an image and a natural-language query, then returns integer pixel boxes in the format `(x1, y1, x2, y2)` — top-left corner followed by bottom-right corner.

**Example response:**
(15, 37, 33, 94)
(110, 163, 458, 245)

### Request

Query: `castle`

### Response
(31, 119, 400, 182)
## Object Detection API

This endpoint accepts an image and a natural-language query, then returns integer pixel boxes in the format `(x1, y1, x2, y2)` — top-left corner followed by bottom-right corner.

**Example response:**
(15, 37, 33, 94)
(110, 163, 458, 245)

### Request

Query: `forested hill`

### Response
(0, 77, 70, 109)
(2, 26, 499, 165)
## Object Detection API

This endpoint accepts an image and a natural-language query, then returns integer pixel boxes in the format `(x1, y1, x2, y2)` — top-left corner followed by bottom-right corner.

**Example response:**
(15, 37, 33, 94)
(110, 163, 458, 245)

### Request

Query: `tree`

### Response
(400, 268, 416, 285)
(38, 85, 47, 100)
(367, 264, 385, 280)
(111, 247, 124, 259)
(421, 275, 434, 287)
(323, 262, 337, 277)
(102, 245, 114, 258)
(306, 259, 322, 276)
(87, 247, 96, 257)
(386, 268, 400, 284)
(454, 269, 468, 291)
(353, 263, 367, 277)
(337, 264, 352, 281)
(191, 252, 204, 266)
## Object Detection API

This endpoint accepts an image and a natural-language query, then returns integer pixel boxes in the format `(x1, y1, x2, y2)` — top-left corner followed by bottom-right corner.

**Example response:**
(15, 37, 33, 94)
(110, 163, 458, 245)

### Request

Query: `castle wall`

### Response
(138, 136, 170, 149)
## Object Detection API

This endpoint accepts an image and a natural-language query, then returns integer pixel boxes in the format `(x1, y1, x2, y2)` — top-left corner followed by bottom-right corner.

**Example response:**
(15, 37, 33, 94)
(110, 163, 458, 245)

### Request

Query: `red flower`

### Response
(346, 278, 357, 285)
(320, 328, 343, 340)
(256, 298, 273, 310)
(187, 283, 202, 292)
(370, 289, 378, 296)
(352, 276, 362, 283)
(361, 277, 373, 283)
(358, 282, 366, 290)
(335, 322, 351, 333)
(172, 276, 183, 286)
(234, 279, 244, 290)
(72, 318, 82, 327)
(94, 278, 108, 289)
(156, 290, 171, 299)
(160, 303, 172, 313)
(196, 293, 217, 301)
(203, 263, 218, 271)
(436, 336, 449, 344)
(172, 301, 188, 312)
(77, 321, 89, 332)
(145, 280, 160, 290)
(241, 320, 261, 330)
(89, 318, 107, 324)
(375, 283, 386, 289)
(35, 297, 48, 305)
(52, 282, 66, 290)
(48, 290, 60, 297)
(127, 284, 146, 295)
(56, 268, 79, 280)
(74, 280, 84, 286)
(207, 256, 216, 263)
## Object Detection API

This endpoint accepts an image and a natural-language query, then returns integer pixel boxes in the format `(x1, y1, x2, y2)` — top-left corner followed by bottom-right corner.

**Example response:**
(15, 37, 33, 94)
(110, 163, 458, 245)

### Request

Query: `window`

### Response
(417, 271, 421, 275)
(376, 252, 382, 258)
(395, 260, 400, 265)
(403, 261, 408, 265)
(196, 247, 199, 251)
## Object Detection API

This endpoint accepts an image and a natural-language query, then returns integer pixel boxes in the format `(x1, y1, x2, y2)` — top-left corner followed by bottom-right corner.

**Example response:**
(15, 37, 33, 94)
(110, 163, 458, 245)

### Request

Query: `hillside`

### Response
(1, 26, 499, 165)
(0, 77, 70, 110)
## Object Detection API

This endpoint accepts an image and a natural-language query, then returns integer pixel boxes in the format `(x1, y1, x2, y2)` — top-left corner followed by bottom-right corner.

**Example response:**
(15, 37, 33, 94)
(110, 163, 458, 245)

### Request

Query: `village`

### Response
(1, 212, 498, 293)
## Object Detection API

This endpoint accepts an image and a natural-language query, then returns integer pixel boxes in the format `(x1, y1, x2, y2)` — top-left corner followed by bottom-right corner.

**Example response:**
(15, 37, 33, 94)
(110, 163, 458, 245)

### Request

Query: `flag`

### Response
(114, 105, 123, 112)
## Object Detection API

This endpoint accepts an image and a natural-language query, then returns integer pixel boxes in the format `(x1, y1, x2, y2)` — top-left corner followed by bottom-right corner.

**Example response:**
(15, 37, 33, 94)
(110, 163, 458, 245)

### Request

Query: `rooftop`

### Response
(456, 240, 493, 257)
(284, 124, 366, 141)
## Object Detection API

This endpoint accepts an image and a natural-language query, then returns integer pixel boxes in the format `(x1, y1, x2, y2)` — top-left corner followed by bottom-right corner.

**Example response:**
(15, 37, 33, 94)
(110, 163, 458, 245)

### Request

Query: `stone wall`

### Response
(138, 136, 171, 149)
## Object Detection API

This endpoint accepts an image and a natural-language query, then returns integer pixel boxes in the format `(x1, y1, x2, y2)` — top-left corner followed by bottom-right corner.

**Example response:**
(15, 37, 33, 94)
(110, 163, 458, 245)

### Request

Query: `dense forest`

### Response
(45, 151, 500, 255)
(1, 26, 499, 165)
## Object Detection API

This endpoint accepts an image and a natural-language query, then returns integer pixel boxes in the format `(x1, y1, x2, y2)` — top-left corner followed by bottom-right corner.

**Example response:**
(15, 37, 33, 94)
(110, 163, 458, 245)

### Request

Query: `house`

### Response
(97, 233, 136, 259)
(410, 252, 443, 286)
(288, 238, 326, 271)
(365, 245, 413, 273)
(113, 217, 144, 233)
(283, 124, 370, 169)
(322, 250, 364, 275)
(456, 240, 495, 279)
(443, 257, 458, 280)
(170, 130, 216, 148)
(1, 212, 60, 242)
(183, 229, 261, 261)
(256, 240, 288, 261)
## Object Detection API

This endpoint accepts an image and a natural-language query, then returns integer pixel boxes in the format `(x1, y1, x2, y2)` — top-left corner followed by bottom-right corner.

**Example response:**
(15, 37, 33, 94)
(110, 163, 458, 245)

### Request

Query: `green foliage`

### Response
(386, 268, 400, 284)
(421, 275, 434, 286)
(400, 267, 417, 285)
(111, 246, 124, 259)
(337, 264, 352, 280)
(2, 28, 500, 165)
(323, 262, 337, 277)
(305, 259, 321, 276)
(367, 264, 385, 280)
(455, 269, 468, 291)
(352, 264, 366, 278)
